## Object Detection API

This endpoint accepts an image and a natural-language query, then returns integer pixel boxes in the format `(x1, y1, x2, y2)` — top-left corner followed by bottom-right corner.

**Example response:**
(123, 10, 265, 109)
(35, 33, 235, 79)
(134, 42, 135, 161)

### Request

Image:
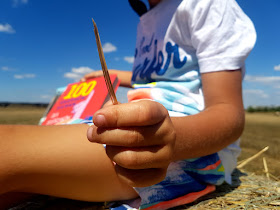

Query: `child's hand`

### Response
(87, 100, 176, 187)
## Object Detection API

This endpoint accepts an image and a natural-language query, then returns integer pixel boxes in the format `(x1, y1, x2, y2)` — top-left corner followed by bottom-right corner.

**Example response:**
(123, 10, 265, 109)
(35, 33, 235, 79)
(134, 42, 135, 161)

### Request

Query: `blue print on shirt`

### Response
(132, 36, 187, 82)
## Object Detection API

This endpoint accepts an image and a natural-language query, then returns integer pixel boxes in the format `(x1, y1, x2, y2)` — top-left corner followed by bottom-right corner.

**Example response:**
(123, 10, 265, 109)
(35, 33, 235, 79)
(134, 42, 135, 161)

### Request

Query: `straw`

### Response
(237, 146, 269, 169)
(92, 18, 118, 105)
(263, 157, 270, 180)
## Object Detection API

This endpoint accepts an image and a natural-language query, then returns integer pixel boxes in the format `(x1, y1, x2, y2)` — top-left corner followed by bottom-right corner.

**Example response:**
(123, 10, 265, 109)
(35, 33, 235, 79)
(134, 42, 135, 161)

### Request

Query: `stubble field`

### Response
(239, 112, 280, 178)
(0, 105, 46, 125)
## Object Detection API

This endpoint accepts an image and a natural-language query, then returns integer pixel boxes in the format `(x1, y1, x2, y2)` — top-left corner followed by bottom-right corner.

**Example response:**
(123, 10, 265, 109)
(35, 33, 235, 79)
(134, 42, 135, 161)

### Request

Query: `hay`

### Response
(175, 169, 280, 210)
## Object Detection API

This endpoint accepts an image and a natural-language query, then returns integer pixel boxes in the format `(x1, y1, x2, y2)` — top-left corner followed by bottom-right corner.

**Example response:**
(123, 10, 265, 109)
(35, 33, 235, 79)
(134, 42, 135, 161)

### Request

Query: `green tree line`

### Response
(246, 106, 280, 113)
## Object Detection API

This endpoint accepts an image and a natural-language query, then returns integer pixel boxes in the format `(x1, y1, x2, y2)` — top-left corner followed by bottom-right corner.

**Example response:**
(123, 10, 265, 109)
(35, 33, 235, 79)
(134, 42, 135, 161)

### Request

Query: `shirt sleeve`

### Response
(184, 0, 256, 73)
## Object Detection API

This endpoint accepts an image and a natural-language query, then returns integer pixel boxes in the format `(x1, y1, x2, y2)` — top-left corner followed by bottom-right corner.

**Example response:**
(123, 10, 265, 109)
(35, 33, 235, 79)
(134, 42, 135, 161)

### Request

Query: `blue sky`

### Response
(1, 0, 280, 108)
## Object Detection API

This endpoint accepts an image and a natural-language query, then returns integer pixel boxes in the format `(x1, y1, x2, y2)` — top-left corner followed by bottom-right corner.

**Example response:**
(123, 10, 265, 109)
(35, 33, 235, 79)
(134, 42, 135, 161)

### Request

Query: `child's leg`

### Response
(0, 192, 37, 209)
(134, 153, 225, 209)
(0, 125, 138, 202)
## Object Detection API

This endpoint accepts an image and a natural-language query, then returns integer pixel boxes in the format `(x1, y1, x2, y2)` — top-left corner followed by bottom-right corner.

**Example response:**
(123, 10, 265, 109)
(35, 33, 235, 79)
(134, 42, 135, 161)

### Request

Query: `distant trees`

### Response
(246, 106, 280, 113)
(0, 102, 48, 108)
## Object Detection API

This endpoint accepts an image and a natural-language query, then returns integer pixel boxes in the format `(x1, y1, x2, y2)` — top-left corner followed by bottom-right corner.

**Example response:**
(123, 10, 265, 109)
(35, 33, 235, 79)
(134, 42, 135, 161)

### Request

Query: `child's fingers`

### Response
(86, 99, 176, 182)
(88, 120, 173, 147)
(92, 100, 168, 127)
(105, 144, 172, 169)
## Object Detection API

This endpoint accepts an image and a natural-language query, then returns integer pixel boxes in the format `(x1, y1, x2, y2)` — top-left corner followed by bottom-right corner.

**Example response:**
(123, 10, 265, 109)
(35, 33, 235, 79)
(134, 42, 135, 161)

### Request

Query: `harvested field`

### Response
(238, 112, 280, 178)
(0, 106, 45, 125)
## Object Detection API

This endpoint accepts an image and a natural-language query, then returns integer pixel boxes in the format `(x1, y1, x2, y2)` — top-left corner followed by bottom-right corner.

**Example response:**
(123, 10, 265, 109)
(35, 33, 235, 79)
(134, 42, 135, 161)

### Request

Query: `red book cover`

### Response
(41, 74, 119, 125)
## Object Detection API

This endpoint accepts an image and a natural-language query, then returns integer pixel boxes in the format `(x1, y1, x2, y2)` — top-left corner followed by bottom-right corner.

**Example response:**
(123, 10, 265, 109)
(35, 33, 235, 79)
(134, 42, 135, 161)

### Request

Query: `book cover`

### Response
(41, 74, 119, 125)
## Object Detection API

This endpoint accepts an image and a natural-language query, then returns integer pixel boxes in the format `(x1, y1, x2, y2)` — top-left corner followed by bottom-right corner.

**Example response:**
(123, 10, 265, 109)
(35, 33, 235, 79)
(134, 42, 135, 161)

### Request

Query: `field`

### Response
(0, 105, 46, 125)
(0, 106, 279, 179)
(238, 112, 280, 178)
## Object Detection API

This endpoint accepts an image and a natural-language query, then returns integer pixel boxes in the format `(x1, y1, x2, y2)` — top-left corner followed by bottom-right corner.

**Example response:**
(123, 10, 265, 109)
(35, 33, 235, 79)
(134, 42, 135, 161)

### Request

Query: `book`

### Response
(41, 74, 119, 125)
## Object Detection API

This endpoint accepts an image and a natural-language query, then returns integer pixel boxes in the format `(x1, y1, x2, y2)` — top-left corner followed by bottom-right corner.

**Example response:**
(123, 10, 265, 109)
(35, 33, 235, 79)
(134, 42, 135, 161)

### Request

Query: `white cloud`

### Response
(12, 0, 28, 7)
(243, 89, 271, 108)
(243, 89, 269, 98)
(243, 75, 280, 107)
(274, 64, 280, 71)
(1, 66, 13, 71)
(14, 75, 24, 79)
(63, 72, 82, 80)
(243, 88, 280, 108)
(124, 56, 135, 64)
(102, 42, 117, 53)
(14, 74, 35, 79)
(0, 23, 15, 34)
(25, 74, 35, 78)
(244, 75, 280, 84)
(40, 95, 52, 100)
(1, 66, 9, 71)
(72, 66, 94, 74)
(2, 66, 17, 71)
(64, 66, 94, 81)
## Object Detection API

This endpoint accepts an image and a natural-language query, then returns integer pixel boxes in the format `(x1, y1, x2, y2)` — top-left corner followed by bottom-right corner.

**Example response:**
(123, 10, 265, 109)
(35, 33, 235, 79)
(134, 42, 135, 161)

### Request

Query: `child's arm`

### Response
(171, 69, 244, 160)
(81, 69, 132, 87)
(87, 69, 244, 187)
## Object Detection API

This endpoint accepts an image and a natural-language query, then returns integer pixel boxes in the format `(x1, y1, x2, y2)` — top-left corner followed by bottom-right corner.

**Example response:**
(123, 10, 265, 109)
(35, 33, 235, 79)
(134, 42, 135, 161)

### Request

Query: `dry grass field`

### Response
(0, 105, 46, 125)
(238, 112, 280, 178)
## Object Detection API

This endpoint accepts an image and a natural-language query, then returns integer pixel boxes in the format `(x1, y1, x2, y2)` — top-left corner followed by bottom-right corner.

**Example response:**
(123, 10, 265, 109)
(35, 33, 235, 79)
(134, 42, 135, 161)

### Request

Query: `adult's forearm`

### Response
(171, 103, 245, 161)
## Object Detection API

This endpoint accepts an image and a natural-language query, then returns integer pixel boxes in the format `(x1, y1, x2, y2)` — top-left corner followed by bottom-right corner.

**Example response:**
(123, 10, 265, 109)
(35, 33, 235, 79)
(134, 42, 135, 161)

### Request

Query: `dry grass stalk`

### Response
(268, 172, 280, 181)
(263, 157, 270, 180)
(237, 146, 269, 169)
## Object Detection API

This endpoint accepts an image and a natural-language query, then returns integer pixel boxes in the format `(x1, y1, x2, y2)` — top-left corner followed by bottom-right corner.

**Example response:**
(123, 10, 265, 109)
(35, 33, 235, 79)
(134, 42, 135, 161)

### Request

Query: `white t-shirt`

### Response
(129, 0, 256, 183)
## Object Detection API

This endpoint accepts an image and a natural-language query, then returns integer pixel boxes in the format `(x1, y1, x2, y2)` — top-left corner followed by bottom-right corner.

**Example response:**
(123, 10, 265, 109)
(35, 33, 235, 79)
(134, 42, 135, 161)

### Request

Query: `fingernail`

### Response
(87, 126, 93, 141)
(93, 114, 106, 127)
